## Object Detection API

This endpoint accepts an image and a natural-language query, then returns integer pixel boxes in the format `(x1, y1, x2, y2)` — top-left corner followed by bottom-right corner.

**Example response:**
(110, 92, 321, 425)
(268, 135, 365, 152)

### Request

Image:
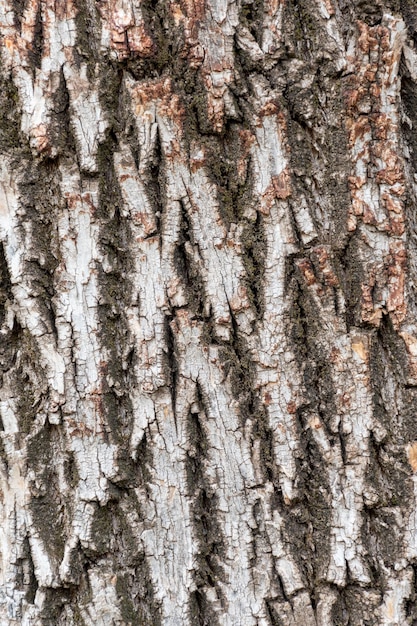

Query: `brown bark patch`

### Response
(312, 246, 339, 287)
(297, 259, 316, 286)
(360, 282, 382, 327)
(351, 340, 368, 362)
(130, 78, 185, 129)
(387, 242, 407, 327)
(272, 170, 291, 199)
(407, 442, 417, 472)
(98, 0, 154, 59)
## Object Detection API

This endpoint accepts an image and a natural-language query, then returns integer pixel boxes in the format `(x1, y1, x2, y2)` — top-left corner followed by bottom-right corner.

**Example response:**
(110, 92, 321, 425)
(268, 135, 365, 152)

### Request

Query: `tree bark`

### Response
(1, 0, 417, 624)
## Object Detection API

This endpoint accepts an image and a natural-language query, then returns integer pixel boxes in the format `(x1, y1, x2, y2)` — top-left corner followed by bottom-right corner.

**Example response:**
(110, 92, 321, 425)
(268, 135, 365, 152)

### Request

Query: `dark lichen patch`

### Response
(115, 559, 162, 626)
(404, 202, 417, 313)
(401, 0, 417, 40)
(316, 157, 351, 250)
(239, 0, 265, 44)
(138, 123, 165, 229)
(7, 324, 46, 438)
(0, 438, 7, 475)
(115, 564, 161, 626)
(286, 291, 334, 581)
(96, 134, 123, 221)
(0, 245, 17, 381)
(289, 281, 309, 363)
(331, 590, 350, 626)
(14, 537, 38, 605)
(218, 325, 258, 426)
(64, 451, 79, 490)
(190, 484, 228, 613)
(50, 69, 77, 159)
(185, 397, 227, 615)
(290, 278, 339, 432)
(141, 0, 172, 71)
(96, 152, 128, 284)
(362, 437, 413, 585)
(30, 470, 66, 563)
(30, 0, 44, 72)
(399, 387, 417, 454)
(173, 200, 206, 318)
(376, 314, 414, 393)
(14, 366, 38, 435)
(189, 589, 220, 626)
(40, 584, 94, 626)
(254, 492, 314, 608)
(306, 358, 337, 435)
(291, 418, 332, 584)
(111, 443, 138, 491)
(97, 295, 133, 444)
(286, 0, 330, 59)
(284, 71, 319, 129)
(280, 40, 350, 245)
(164, 315, 179, 416)
(0, 66, 24, 153)
(26, 422, 62, 479)
(85, 504, 112, 556)
(252, 406, 276, 483)
(37, 589, 73, 626)
(173, 235, 204, 315)
(117, 0, 219, 136)
(189, 125, 252, 226)
(98, 62, 124, 133)
(135, 432, 154, 487)
(96, 317, 133, 447)
(111, 501, 142, 566)
(109, 499, 161, 626)
(11, 0, 25, 32)
(353, 0, 384, 25)
(118, 0, 190, 85)
(285, 117, 314, 180)
(241, 213, 266, 319)
(401, 73, 417, 183)
(95, 135, 142, 449)
(73, 0, 100, 74)
(0, 243, 12, 317)
(336, 238, 365, 330)
(363, 441, 411, 558)
(11, 159, 62, 346)
(369, 329, 414, 441)
(404, 565, 417, 622)
(333, 586, 381, 626)
(285, 102, 350, 249)
(65, 574, 95, 625)
(17, 158, 61, 269)
(115, 574, 139, 625)
(265, 600, 288, 626)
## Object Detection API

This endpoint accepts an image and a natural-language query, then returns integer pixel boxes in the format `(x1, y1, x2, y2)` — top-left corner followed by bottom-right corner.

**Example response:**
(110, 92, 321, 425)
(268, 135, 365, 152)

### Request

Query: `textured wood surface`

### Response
(1, 0, 417, 624)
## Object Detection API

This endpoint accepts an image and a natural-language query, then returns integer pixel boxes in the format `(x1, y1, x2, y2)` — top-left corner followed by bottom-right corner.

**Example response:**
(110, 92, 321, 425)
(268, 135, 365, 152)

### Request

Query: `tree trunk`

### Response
(1, 0, 417, 624)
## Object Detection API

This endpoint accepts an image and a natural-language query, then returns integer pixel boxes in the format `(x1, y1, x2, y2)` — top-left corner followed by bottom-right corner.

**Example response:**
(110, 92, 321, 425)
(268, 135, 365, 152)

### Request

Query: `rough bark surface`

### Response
(1, 0, 417, 624)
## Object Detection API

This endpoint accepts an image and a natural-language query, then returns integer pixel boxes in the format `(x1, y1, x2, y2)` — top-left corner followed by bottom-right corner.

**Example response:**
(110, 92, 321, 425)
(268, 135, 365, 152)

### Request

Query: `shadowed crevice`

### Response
(185, 388, 226, 623)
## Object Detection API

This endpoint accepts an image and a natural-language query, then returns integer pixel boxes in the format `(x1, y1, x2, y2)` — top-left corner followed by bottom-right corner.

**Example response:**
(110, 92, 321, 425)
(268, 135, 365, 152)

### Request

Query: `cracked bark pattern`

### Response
(2, 0, 417, 624)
